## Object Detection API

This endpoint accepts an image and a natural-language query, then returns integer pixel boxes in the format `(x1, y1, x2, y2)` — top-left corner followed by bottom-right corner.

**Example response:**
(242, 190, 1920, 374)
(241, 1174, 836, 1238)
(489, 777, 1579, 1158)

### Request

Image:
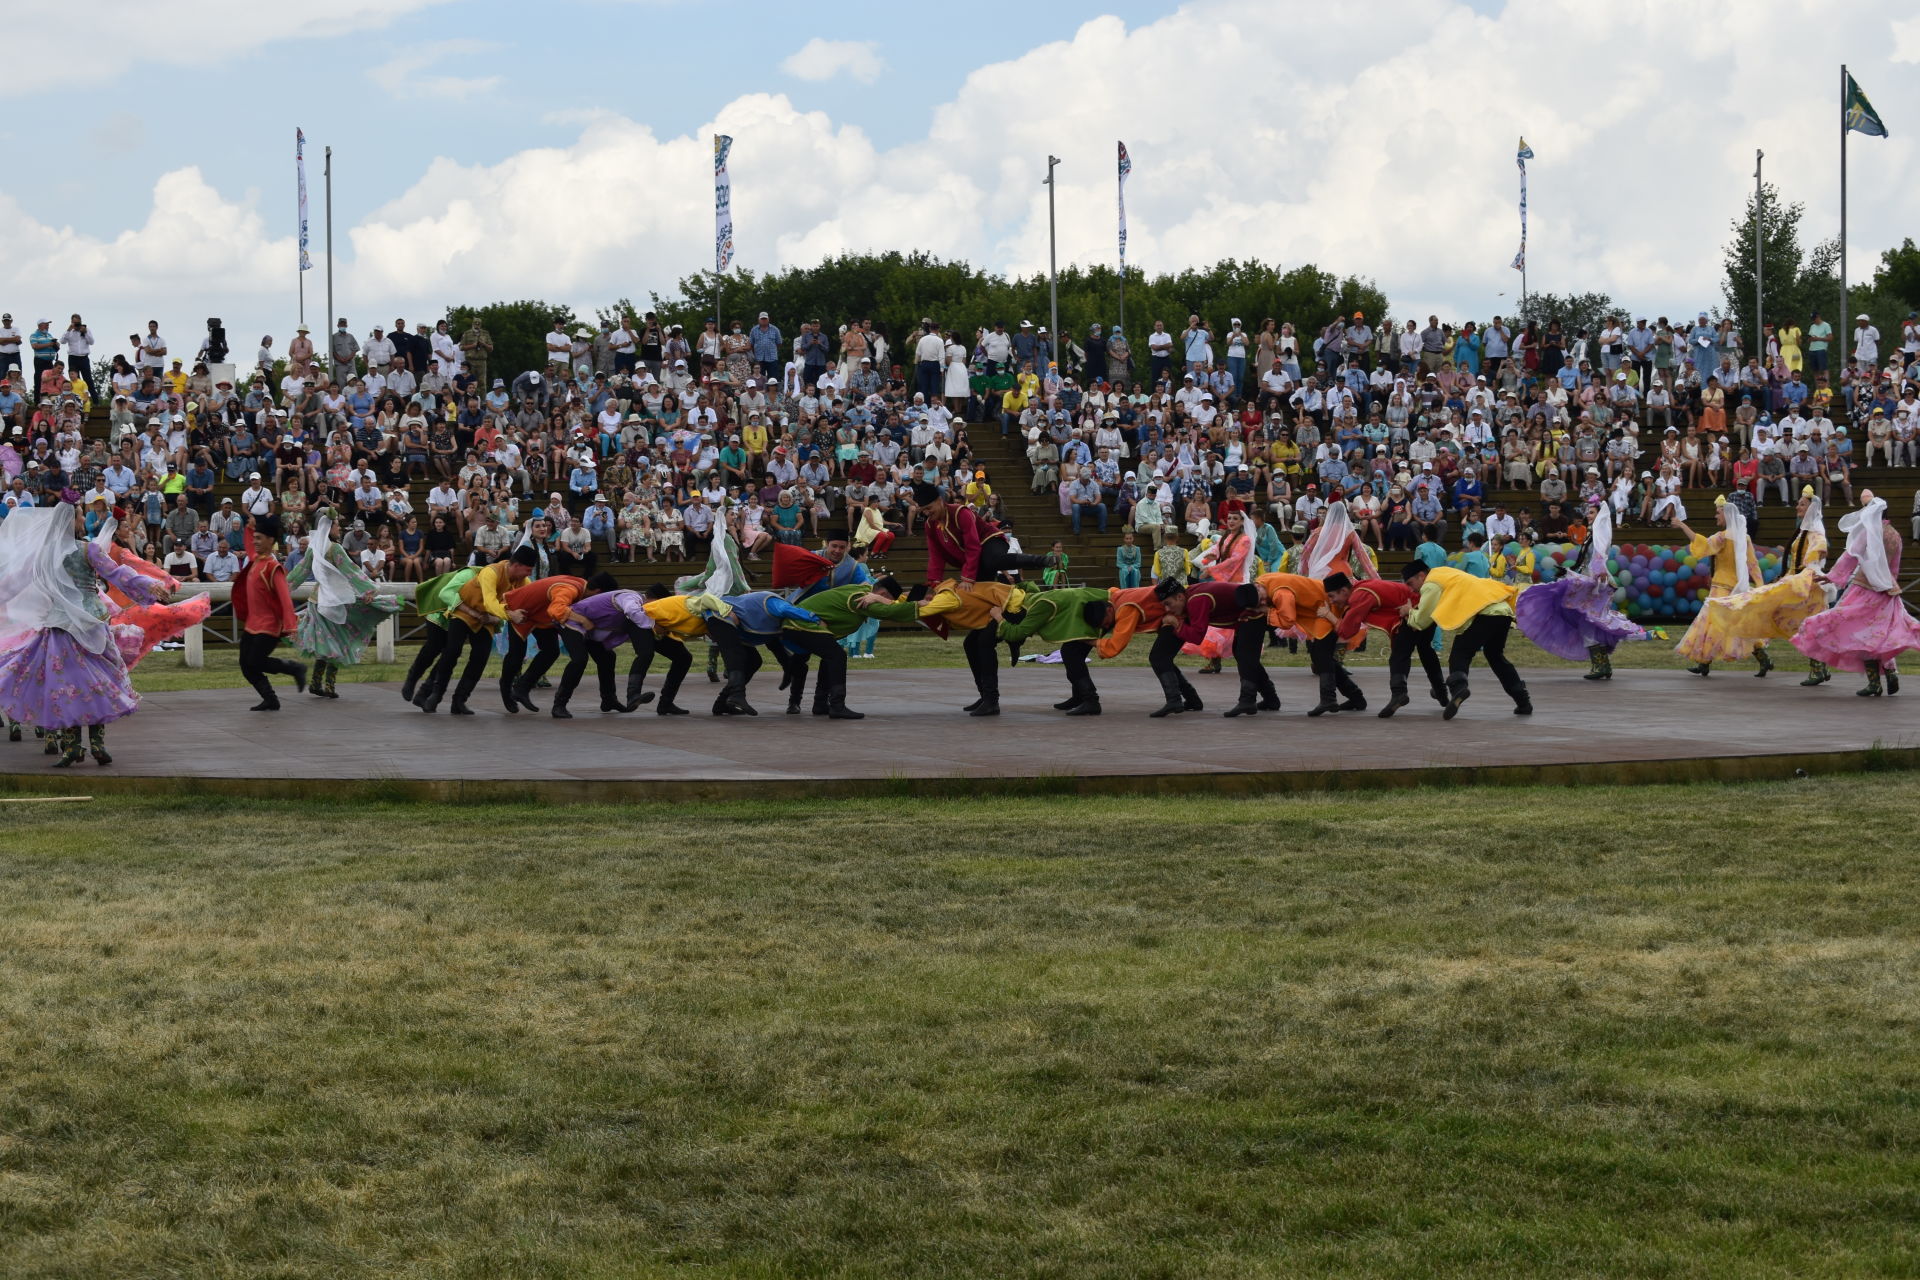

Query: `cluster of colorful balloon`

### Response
(1524, 541, 1785, 619)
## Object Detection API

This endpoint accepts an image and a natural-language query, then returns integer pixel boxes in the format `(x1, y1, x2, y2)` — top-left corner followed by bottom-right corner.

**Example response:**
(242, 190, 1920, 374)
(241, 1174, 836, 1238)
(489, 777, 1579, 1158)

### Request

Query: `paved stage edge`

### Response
(3, 746, 1916, 805)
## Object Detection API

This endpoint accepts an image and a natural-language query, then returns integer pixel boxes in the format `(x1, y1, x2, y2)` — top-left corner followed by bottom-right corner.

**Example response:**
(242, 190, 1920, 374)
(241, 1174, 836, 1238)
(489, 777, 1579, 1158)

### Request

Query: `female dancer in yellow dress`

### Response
(1673, 493, 1766, 676)
(1686, 486, 1830, 684)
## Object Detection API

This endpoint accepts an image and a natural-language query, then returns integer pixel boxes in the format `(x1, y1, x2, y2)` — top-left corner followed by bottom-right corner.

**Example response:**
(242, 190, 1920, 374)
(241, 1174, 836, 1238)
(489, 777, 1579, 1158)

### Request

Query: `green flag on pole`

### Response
(1844, 72, 1887, 137)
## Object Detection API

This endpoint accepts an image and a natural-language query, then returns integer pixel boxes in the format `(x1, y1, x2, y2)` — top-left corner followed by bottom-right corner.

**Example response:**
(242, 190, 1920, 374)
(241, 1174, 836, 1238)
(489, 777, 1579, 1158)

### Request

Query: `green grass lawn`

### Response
(3, 783, 1917, 1277)
(130, 625, 1785, 693)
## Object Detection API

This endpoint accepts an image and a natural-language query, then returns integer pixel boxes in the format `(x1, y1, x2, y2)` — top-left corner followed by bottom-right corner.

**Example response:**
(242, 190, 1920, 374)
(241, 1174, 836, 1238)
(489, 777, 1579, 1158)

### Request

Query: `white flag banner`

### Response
(1511, 137, 1533, 272)
(1117, 141, 1131, 265)
(297, 127, 312, 272)
(714, 134, 735, 274)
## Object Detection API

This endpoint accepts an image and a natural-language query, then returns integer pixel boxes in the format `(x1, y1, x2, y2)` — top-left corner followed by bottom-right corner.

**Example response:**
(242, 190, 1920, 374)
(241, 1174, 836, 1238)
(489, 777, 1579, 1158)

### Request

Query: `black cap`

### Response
(1081, 600, 1114, 630)
(586, 570, 619, 593)
(1153, 577, 1186, 600)
(1321, 572, 1351, 593)
(872, 575, 903, 597)
(510, 545, 539, 567)
(911, 481, 942, 507)
(825, 527, 851, 544)
(1233, 584, 1262, 611)
(1400, 560, 1427, 581)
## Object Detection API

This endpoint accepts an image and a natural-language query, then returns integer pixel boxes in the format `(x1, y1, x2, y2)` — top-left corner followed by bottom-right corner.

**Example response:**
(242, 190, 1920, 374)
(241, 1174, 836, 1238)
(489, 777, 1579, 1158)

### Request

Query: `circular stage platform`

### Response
(3, 668, 1915, 802)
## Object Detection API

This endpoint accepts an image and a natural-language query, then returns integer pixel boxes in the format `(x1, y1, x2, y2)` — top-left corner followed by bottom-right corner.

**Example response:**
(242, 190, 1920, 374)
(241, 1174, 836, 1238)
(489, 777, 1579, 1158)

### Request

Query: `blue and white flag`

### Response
(1511, 137, 1532, 272)
(1117, 141, 1131, 265)
(714, 134, 735, 274)
(296, 128, 312, 271)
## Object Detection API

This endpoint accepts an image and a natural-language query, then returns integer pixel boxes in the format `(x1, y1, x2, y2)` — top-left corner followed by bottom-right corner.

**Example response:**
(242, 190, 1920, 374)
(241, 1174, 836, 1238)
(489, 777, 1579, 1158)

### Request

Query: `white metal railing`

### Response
(168, 581, 414, 669)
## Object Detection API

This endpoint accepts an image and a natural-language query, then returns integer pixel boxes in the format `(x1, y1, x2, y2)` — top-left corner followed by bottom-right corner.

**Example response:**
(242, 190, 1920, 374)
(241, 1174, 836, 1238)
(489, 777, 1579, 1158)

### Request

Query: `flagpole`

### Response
(1840, 63, 1849, 369)
(325, 146, 334, 379)
(1754, 149, 1763, 360)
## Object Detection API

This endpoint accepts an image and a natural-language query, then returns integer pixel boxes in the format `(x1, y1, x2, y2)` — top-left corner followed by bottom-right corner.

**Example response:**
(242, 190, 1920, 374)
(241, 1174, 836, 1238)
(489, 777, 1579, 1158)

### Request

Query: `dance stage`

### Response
(3, 668, 1915, 802)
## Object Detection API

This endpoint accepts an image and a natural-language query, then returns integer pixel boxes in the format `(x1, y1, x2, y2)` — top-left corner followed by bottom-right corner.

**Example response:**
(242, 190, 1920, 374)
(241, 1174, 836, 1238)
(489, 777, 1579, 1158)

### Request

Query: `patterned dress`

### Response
(286, 545, 403, 665)
(1794, 525, 1920, 673)
(0, 543, 161, 729)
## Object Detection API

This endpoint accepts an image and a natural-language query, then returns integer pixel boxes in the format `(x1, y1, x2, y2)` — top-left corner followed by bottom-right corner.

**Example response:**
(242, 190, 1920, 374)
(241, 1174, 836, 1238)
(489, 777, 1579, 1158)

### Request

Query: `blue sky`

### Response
(2, 0, 1910, 354)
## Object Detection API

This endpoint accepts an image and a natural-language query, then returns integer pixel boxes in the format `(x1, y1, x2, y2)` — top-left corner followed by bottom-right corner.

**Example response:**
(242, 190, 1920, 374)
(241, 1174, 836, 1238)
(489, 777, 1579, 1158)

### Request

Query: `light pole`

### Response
(1044, 155, 1060, 373)
(1754, 149, 1764, 362)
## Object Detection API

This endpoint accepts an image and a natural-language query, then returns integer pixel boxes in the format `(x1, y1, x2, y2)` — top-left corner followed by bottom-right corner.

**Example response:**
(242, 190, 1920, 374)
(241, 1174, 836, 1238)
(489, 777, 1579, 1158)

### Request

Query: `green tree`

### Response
(445, 300, 578, 385)
(1721, 182, 1810, 352)
(1870, 238, 1920, 312)
(1518, 291, 1618, 340)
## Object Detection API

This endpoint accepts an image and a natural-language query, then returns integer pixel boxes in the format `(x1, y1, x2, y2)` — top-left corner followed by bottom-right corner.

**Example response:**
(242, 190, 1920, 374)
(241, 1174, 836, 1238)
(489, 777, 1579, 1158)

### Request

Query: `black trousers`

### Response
(553, 632, 613, 707)
(404, 626, 448, 688)
(963, 624, 1000, 699)
(626, 630, 691, 705)
(978, 540, 1048, 578)
(1060, 638, 1095, 697)
(1231, 618, 1278, 703)
(500, 628, 566, 691)
(427, 616, 494, 704)
(707, 618, 764, 696)
(1388, 622, 1447, 696)
(781, 630, 847, 707)
(238, 631, 300, 700)
(1305, 633, 1363, 706)
(1449, 613, 1529, 705)
(1147, 624, 1186, 676)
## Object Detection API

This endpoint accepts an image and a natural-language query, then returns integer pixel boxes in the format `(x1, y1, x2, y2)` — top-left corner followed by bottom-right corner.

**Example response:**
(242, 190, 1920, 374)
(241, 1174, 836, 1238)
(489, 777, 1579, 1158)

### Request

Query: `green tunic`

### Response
(779, 583, 921, 639)
(415, 568, 478, 629)
(997, 587, 1111, 646)
(287, 546, 404, 665)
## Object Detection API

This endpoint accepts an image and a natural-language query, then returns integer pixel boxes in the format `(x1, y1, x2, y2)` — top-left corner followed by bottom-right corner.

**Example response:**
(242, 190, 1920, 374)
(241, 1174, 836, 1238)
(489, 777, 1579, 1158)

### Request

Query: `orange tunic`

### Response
(1096, 585, 1169, 659)
(1253, 572, 1342, 642)
(504, 575, 586, 637)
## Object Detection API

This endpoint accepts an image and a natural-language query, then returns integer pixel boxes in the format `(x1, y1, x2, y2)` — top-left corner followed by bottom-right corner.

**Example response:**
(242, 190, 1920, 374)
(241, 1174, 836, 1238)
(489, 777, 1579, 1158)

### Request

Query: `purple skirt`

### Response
(0, 628, 141, 729)
(1514, 575, 1646, 662)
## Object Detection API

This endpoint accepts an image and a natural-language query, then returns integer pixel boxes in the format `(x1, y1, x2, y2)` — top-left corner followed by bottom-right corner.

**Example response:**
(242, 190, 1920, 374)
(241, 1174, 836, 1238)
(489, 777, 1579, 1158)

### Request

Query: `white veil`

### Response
(1305, 501, 1353, 578)
(1722, 498, 1752, 594)
(310, 513, 358, 624)
(0, 504, 110, 654)
(1838, 496, 1894, 592)
(1797, 488, 1826, 573)
(1587, 501, 1615, 581)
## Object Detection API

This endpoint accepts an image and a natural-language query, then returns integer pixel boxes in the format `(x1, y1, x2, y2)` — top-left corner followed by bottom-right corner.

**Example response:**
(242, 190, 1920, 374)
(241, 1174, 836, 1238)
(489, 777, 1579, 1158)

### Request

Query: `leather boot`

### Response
(1149, 670, 1186, 717)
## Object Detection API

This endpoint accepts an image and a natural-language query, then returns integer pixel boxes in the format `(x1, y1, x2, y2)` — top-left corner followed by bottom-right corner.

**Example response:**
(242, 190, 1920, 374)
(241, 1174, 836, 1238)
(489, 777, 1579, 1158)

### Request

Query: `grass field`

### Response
(128, 624, 1793, 694)
(3, 782, 1917, 1277)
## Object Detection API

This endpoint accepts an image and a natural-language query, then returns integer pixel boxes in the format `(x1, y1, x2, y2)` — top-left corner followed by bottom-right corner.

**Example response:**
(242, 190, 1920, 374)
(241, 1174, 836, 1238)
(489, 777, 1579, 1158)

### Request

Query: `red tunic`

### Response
(1174, 581, 1258, 646)
(771, 542, 834, 590)
(1336, 579, 1417, 641)
(923, 506, 999, 582)
(232, 527, 297, 637)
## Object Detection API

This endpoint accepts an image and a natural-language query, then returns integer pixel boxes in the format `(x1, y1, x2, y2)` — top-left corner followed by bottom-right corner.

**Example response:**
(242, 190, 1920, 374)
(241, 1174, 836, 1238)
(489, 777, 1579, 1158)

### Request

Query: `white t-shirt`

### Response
(544, 330, 570, 365)
(1147, 330, 1173, 359)
(0, 326, 20, 354)
(140, 332, 168, 369)
(1854, 325, 1880, 363)
(64, 326, 92, 358)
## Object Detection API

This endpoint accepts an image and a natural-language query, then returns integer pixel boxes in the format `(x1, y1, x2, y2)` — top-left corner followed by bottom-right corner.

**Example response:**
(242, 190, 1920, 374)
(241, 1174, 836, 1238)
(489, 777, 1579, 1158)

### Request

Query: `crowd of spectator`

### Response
(2, 303, 1919, 591)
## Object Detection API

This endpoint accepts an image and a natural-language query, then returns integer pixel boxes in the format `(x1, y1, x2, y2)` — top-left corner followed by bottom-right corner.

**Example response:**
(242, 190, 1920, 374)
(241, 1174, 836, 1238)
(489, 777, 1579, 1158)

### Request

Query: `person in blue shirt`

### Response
(1414, 528, 1449, 570)
(1460, 533, 1492, 578)
(703, 590, 820, 716)
(346, 385, 374, 428)
(1411, 489, 1445, 543)
(1452, 473, 1483, 511)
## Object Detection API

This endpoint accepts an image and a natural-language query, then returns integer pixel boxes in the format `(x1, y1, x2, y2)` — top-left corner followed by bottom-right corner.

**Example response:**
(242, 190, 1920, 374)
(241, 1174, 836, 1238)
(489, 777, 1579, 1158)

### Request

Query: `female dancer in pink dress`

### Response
(1793, 491, 1920, 696)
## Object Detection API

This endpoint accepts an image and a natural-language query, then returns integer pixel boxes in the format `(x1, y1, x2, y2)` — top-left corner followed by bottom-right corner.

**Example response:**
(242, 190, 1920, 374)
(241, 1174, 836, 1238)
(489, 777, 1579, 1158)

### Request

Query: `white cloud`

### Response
(0, 0, 450, 95)
(4, 0, 1916, 353)
(367, 39, 501, 100)
(1893, 15, 1920, 62)
(780, 38, 885, 84)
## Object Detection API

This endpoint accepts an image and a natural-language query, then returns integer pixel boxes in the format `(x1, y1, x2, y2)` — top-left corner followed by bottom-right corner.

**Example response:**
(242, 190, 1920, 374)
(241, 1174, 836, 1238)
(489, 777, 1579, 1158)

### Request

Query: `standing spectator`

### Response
(62, 315, 93, 382)
(330, 318, 359, 381)
(30, 319, 59, 384)
(913, 322, 945, 402)
(139, 320, 168, 377)
(0, 313, 21, 381)
(749, 311, 783, 383)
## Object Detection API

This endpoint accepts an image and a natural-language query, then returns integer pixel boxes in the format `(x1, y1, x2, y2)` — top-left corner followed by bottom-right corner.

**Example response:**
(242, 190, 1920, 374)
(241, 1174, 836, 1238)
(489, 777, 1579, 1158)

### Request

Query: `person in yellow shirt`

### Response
(963, 470, 993, 511)
(164, 361, 189, 397)
(1404, 561, 1530, 718)
(414, 545, 536, 714)
(916, 578, 1025, 715)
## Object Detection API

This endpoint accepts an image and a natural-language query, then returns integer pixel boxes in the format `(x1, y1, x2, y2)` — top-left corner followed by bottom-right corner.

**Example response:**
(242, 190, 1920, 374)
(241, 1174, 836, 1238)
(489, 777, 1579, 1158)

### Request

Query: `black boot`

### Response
(309, 659, 331, 697)
(1889, 668, 1901, 696)
(500, 679, 520, 713)
(415, 679, 444, 713)
(787, 672, 807, 716)
(1052, 685, 1087, 711)
(1583, 645, 1607, 681)
(1378, 690, 1410, 718)
(1800, 660, 1831, 687)
(1149, 671, 1186, 718)
(1224, 689, 1259, 717)
(1179, 677, 1204, 712)
(968, 698, 1000, 717)
(88, 725, 110, 765)
(550, 694, 573, 719)
(1686, 662, 1712, 677)
(826, 698, 865, 720)
(51, 728, 83, 768)
(1442, 678, 1470, 720)
(510, 678, 541, 713)
(289, 661, 309, 695)
(1753, 645, 1774, 678)
(1064, 692, 1101, 716)
(624, 668, 657, 712)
